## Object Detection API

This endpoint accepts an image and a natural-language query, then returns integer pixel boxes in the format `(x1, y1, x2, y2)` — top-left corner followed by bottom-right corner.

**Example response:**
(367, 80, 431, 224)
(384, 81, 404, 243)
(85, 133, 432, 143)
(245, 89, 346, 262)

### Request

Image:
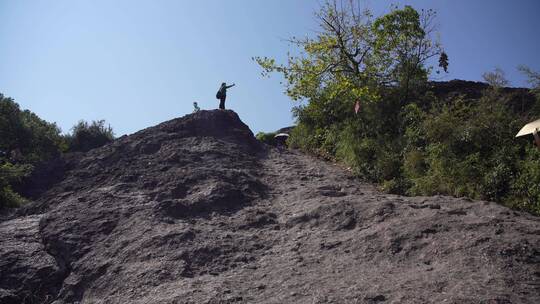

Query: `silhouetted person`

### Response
(216, 82, 235, 110)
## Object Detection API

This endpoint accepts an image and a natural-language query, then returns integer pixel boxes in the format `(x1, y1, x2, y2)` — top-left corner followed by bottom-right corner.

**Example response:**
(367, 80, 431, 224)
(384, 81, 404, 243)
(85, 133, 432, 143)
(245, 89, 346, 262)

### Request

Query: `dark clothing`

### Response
(219, 96, 226, 109)
(217, 83, 234, 110)
(217, 87, 226, 97)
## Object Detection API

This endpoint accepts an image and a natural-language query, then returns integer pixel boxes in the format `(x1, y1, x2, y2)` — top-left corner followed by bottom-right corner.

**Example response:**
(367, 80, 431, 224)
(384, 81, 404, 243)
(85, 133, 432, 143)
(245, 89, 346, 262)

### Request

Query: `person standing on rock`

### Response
(216, 82, 235, 110)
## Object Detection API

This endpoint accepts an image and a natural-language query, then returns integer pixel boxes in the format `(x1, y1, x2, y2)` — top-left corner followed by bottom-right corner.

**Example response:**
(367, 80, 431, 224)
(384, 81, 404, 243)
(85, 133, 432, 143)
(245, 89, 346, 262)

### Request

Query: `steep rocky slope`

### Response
(1, 110, 539, 304)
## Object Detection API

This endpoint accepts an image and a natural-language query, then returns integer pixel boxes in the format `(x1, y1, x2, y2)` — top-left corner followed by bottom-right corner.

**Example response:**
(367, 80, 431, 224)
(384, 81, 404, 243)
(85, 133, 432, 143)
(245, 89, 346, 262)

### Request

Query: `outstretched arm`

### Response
(226, 83, 235, 89)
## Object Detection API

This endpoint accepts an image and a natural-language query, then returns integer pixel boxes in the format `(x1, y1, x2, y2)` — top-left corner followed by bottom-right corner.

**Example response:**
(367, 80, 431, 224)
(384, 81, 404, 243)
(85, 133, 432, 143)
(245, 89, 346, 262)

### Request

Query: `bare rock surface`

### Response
(0, 110, 539, 303)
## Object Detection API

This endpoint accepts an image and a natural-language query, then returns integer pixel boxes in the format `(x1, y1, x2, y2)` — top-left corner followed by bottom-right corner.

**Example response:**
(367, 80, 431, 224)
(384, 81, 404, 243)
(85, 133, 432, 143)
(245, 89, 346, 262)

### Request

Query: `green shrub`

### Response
(0, 94, 66, 163)
(255, 131, 277, 146)
(0, 161, 32, 208)
(403, 92, 520, 198)
(67, 120, 114, 152)
(509, 147, 540, 214)
(0, 94, 67, 208)
(288, 121, 336, 159)
(381, 177, 408, 195)
(0, 94, 116, 207)
(288, 84, 540, 215)
(0, 186, 27, 208)
(336, 133, 379, 178)
(288, 123, 315, 150)
(256, 0, 540, 215)
(403, 149, 426, 180)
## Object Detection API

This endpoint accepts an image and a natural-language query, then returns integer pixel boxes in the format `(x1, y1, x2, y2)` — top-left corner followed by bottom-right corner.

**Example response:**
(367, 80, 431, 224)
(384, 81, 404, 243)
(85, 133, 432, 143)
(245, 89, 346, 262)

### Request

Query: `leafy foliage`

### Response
(255, 2, 443, 103)
(0, 94, 65, 208)
(66, 120, 114, 152)
(0, 161, 32, 208)
(510, 147, 540, 214)
(0, 94, 115, 208)
(0, 94, 66, 163)
(402, 91, 526, 200)
(256, 131, 277, 146)
(256, 1, 540, 215)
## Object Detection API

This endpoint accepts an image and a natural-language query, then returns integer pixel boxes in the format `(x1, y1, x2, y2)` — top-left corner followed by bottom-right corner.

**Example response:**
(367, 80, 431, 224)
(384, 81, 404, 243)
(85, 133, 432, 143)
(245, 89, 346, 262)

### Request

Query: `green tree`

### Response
(255, 2, 443, 104)
(371, 5, 442, 101)
(0, 93, 116, 208)
(0, 161, 32, 208)
(67, 120, 115, 152)
(482, 68, 509, 88)
(511, 146, 540, 214)
(254, 1, 540, 215)
(518, 65, 540, 102)
(256, 131, 277, 145)
(255, 2, 443, 180)
(255, 0, 378, 106)
(0, 94, 66, 163)
(0, 94, 66, 208)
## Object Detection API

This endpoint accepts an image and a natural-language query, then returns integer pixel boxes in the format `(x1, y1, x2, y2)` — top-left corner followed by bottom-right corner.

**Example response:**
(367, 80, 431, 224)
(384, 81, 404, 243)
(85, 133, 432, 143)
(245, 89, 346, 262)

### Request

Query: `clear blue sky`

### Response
(1, 0, 539, 136)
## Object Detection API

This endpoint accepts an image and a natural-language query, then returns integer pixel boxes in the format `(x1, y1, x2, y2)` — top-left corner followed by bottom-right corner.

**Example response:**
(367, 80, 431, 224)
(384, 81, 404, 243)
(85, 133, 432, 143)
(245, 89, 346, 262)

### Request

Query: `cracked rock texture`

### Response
(0, 110, 539, 303)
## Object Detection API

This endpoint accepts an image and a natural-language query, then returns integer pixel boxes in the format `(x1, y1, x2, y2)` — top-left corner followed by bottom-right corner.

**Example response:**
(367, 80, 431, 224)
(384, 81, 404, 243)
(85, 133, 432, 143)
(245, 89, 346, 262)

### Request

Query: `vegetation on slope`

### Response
(0, 94, 115, 208)
(256, 1, 540, 214)
(256, 131, 277, 146)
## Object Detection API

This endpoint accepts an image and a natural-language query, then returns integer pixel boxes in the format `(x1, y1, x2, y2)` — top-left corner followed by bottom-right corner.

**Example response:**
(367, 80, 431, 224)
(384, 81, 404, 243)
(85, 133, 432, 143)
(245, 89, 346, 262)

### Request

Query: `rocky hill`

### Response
(1, 110, 539, 303)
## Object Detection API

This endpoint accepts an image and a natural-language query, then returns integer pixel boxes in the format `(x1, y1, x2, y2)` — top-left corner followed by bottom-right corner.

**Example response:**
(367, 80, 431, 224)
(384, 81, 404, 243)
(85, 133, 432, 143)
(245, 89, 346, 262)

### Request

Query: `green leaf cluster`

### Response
(256, 1, 540, 215)
(0, 94, 66, 163)
(0, 94, 115, 208)
(66, 120, 115, 152)
(401, 86, 540, 214)
(0, 161, 32, 208)
(255, 131, 277, 146)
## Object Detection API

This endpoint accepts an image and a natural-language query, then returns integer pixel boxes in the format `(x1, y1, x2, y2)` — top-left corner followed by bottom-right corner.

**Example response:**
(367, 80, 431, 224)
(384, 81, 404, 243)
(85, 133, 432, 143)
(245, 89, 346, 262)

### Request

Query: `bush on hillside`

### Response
(0, 94, 66, 163)
(256, 131, 277, 146)
(256, 0, 540, 215)
(403, 91, 525, 198)
(0, 94, 66, 208)
(0, 94, 116, 207)
(66, 120, 114, 152)
(289, 79, 540, 215)
(509, 147, 540, 214)
(0, 161, 32, 208)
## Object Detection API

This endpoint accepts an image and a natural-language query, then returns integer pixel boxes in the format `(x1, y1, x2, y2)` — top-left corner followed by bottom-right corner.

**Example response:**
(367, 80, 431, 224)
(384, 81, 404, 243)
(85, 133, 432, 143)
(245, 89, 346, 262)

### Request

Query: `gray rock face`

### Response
(0, 215, 66, 304)
(1, 109, 539, 303)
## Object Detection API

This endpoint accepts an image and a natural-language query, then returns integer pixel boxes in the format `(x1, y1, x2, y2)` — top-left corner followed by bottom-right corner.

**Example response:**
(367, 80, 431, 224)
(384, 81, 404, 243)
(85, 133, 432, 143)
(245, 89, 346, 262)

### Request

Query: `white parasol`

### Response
(516, 118, 540, 137)
(274, 133, 290, 138)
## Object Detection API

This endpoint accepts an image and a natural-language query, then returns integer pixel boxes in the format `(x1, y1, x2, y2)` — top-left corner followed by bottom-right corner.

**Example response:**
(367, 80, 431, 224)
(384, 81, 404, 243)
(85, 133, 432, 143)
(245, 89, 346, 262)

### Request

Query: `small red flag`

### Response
(354, 101, 360, 114)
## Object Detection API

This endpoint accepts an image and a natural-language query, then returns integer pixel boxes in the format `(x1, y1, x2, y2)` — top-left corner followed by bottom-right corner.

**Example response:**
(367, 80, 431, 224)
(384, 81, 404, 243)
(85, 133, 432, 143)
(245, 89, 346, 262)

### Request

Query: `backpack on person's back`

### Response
(216, 88, 224, 99)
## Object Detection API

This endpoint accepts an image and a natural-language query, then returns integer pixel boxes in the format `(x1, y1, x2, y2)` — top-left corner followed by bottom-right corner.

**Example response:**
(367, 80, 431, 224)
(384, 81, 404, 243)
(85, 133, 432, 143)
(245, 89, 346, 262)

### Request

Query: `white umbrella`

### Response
(516, 119, 540, 137)
(274, 133, 290, 138)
